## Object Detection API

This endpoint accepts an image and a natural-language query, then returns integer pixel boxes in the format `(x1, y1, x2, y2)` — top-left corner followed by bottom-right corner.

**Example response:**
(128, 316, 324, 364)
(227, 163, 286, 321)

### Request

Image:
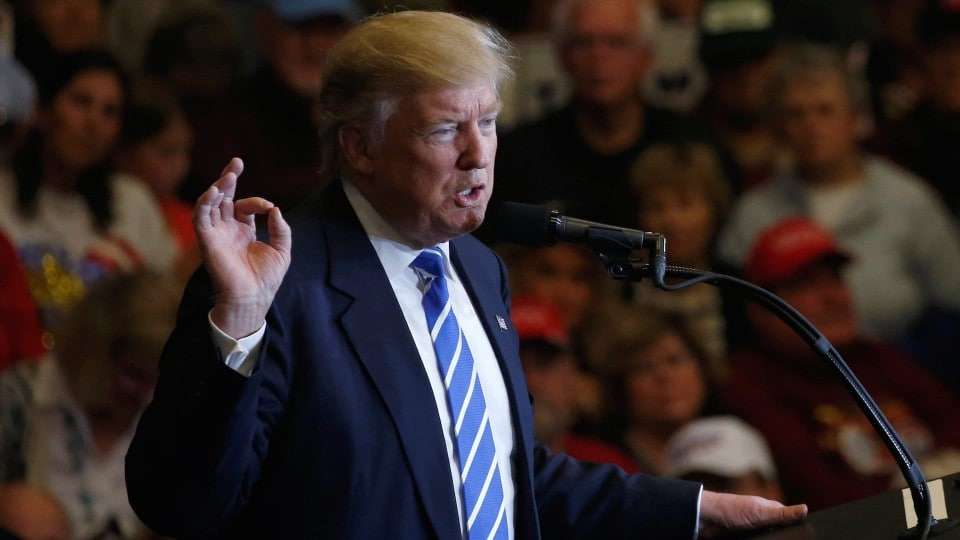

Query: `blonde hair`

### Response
(631, 142, 732, 221)
(316, 10, 513, 183)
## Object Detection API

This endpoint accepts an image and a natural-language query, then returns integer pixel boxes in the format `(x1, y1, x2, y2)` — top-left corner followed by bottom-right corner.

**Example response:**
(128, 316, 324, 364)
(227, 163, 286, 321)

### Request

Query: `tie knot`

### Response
(411, 247, 446, 281)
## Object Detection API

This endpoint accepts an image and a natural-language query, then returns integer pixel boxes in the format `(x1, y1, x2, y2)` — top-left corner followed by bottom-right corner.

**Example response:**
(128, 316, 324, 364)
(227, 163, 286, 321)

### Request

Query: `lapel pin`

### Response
(496, 315, 508, 331)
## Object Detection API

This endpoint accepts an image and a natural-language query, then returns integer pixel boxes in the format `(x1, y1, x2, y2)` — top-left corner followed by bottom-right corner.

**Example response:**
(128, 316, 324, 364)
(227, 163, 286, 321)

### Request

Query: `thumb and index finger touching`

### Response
(195, 158, 244, 230)
(213, 158, 243, 224)
(196, 158, 292, 254)
(267, 205, 292, 256)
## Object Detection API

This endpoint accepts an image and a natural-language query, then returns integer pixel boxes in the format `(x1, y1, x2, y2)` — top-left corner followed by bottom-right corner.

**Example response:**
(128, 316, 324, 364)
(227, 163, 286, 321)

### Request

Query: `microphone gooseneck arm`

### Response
(615, 260, 939, 540)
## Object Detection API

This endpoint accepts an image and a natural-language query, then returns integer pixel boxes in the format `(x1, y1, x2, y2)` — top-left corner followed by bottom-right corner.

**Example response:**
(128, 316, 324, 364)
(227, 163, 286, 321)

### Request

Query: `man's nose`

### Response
(456, 126, 493, 170)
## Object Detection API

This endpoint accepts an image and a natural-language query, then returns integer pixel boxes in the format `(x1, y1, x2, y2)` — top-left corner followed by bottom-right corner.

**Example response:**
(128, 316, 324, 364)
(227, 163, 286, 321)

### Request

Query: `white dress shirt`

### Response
(209, 181, 516, 539)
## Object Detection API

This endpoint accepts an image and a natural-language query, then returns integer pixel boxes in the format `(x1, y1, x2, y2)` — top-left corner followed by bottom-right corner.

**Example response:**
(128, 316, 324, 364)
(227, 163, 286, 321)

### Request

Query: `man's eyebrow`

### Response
(427, 100, 503, 123)
(483, 102, 504, 116)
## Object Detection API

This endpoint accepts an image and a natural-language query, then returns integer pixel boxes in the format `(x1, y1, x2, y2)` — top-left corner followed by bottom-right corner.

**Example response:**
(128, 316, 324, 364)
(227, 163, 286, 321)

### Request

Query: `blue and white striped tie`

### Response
(411, 247, 508, 540)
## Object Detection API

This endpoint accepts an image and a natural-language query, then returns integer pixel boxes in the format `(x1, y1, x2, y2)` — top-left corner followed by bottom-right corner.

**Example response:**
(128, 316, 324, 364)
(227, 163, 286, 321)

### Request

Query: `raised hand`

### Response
(194, 158, 292, 338)
(699, 490, 808, 538)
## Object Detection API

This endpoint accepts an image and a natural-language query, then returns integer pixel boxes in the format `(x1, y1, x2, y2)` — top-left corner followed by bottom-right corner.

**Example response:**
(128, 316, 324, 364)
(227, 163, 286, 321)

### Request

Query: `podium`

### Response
(740, 474, 960, 539)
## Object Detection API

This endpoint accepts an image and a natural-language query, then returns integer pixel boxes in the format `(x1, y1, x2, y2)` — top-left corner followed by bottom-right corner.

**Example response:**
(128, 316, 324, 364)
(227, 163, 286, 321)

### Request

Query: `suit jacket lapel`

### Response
(323, 186, 461, 540)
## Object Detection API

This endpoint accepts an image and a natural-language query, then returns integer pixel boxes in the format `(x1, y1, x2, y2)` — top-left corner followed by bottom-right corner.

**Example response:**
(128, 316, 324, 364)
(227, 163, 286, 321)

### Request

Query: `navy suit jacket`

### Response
(126, 182, 701, 539)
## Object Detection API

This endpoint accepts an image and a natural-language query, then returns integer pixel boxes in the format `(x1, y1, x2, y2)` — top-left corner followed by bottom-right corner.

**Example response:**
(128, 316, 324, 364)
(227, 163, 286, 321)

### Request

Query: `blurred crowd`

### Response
(1, 0, 960, 538)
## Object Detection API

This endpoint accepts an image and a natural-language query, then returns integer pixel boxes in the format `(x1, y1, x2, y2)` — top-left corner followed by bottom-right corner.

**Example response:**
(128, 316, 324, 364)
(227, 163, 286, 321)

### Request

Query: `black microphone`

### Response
(492, 201, 664, 252)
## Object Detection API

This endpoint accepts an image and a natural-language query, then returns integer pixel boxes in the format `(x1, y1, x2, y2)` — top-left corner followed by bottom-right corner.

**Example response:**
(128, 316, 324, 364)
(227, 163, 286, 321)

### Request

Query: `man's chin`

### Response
(442, 210, 486, 241)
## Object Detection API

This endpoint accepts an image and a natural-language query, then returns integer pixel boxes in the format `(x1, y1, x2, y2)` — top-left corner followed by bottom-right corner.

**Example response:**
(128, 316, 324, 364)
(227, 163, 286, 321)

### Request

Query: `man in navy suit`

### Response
(125, 10, 806, 539)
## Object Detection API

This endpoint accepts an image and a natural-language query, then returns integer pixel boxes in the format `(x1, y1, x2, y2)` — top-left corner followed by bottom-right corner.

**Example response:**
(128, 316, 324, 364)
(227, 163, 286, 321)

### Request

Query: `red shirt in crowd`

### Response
(0, 232, 45, 370)
(722, 340, 960, 510)
(563, 434, 639, 475)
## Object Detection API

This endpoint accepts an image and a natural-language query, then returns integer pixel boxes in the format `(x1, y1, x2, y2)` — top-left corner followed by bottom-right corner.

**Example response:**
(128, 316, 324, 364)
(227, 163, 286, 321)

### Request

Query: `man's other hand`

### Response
(700, 490, 808, 538)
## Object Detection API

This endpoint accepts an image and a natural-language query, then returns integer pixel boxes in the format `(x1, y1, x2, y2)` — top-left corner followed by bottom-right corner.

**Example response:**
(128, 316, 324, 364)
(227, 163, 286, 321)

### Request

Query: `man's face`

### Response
(262, 13, 350, 97)
(626, 332, 706, 427)
(522, 349, 579, 435)
(638, 187, 715, 266)
(751, 262, 858, 351)
(710, 54, 776, 123)
(779, 72, 860, 175)
(560, 0, 651, 107)
(515, 245, 596, 328)
(362, 84, 499, 247)
(33, 0, 103, 52)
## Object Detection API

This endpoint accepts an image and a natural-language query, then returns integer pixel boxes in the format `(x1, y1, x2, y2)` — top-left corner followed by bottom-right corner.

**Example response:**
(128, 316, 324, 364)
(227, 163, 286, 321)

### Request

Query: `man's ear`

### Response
(339, 124, 376, 176)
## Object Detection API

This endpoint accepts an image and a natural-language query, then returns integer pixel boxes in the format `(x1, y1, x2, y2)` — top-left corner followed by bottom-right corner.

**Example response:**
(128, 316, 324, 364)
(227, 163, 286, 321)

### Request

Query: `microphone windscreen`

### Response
(490, 202, 554, 246)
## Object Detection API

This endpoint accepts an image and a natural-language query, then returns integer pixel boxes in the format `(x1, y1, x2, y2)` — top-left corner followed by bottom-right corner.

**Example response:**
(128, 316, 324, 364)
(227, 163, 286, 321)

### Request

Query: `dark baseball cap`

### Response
(262, 0, 362, 24)
(699, 0, 778, 69)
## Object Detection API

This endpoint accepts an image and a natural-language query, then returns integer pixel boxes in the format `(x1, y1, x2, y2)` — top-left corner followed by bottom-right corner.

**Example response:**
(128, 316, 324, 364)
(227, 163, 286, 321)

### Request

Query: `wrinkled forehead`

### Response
(386, 83, 502, 124)
(560, 0, 649, 40)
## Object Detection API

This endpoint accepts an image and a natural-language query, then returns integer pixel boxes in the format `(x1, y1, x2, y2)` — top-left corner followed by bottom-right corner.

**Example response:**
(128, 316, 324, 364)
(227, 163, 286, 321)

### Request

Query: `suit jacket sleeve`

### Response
(533, 444, 701, 539)
(125, 268, 295, 538)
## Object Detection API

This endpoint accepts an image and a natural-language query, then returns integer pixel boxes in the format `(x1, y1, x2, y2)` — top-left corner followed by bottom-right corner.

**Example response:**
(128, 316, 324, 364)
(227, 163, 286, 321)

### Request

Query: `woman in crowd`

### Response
(590, 307, 721, 473)
(631, 141, 733, 380)
(0, 50, 176, 331)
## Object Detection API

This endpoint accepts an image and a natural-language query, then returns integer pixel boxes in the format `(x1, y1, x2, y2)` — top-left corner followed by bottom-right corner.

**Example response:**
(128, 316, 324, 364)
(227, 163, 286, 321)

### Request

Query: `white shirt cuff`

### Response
(694, 484, 704, 540)
(208, 310, 266, 377)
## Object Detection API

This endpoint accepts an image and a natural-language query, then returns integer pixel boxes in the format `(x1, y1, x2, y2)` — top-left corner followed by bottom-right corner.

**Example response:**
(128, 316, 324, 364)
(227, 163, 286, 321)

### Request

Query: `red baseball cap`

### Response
(744, 217, 851, 286)
(510, 296, 571, 349)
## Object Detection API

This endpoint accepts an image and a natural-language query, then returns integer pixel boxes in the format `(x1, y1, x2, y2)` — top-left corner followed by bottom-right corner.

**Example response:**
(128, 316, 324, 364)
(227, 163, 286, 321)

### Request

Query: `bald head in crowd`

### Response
(553, 0, 657, 110)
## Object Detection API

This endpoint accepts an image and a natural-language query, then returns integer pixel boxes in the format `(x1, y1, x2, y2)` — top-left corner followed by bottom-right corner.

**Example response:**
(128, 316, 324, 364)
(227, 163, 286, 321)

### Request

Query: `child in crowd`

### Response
(0, 272, 180, 539)
(115, 86, 198, 275)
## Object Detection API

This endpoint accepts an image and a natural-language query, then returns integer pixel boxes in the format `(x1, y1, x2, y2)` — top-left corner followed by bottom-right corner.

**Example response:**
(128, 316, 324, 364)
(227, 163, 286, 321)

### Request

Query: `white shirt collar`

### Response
(342, 180, 453, 279)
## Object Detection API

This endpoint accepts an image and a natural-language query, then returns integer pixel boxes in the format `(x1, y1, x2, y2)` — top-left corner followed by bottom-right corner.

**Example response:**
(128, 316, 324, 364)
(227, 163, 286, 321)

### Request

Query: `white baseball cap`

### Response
(666, 416, 778, 481)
